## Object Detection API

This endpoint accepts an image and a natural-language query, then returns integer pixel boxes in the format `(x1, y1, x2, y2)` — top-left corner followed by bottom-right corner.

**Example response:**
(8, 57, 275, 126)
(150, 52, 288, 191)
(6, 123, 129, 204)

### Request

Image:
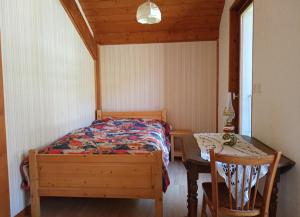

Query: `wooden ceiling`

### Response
(78, 0, 225, 44)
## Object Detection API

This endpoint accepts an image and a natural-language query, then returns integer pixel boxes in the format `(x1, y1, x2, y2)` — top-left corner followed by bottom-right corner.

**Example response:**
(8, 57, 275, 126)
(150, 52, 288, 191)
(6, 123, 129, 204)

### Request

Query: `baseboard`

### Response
(15, 206, 31, 217)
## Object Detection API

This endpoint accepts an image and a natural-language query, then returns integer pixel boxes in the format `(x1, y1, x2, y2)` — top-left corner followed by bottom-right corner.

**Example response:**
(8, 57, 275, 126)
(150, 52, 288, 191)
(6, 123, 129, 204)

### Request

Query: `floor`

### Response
(40, 160, 211, 217)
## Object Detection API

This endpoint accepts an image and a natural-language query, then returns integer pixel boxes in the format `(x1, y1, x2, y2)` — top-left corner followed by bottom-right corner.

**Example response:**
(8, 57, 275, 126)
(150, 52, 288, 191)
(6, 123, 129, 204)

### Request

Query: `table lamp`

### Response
(222, 93, 237, 146)
(223, 92, 235, 127)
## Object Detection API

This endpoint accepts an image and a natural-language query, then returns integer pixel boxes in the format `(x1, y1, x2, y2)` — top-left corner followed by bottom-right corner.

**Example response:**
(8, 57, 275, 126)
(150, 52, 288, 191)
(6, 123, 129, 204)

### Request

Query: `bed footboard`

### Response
(29, 150, 163, 217)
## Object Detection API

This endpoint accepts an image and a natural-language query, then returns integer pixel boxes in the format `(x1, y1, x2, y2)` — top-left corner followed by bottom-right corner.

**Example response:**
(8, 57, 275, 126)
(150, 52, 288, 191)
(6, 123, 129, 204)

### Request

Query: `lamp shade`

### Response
(136, 1, 161, 24)
(223, 92, 236, 126)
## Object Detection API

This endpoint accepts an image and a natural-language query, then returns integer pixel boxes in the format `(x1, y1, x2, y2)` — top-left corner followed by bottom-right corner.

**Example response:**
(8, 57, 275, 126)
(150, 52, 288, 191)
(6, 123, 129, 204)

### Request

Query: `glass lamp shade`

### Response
(136, 1, 161, 24)
(223, 92, 236, 126)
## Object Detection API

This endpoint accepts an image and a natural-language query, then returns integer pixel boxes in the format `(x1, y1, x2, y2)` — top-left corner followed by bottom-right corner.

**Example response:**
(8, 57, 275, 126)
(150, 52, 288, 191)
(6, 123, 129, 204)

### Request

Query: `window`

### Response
(240, 3, 253, 136)
(229, 0, 254, 134)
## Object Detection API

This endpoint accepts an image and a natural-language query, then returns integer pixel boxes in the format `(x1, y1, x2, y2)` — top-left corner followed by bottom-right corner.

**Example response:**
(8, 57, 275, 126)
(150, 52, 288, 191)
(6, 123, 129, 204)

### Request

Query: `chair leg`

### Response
(201, 194, 207, 217)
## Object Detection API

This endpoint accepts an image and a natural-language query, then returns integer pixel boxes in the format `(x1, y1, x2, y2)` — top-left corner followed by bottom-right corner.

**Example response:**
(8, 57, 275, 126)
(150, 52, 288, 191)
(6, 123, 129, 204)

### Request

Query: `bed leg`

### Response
(154, 151, 163, 217)
(155, 193, 163, 217)
(29, 150, 40, 217)
(31, 194, 40, 217)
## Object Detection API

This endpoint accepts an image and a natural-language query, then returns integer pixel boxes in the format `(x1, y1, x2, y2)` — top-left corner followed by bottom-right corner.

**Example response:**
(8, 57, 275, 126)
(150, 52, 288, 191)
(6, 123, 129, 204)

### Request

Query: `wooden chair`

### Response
(201, 149, 282, 217)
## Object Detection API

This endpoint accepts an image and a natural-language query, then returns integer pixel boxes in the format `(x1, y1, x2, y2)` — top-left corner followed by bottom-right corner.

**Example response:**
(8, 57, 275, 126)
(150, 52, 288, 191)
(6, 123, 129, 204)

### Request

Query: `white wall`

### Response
(252, 1, 300, 216)
(100, 42, 217, 132)
(218, 0, 300, 216)
(0, 0, 95, 216)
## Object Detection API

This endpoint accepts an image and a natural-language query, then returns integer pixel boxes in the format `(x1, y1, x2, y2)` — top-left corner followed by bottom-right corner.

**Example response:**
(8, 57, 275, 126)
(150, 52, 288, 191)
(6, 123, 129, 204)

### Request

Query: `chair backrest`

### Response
(209, 149, 281, 217)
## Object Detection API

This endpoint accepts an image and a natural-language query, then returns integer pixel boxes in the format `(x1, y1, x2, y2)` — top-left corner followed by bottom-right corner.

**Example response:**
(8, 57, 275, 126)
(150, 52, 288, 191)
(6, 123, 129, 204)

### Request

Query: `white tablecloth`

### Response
(194, 133, 269, 207)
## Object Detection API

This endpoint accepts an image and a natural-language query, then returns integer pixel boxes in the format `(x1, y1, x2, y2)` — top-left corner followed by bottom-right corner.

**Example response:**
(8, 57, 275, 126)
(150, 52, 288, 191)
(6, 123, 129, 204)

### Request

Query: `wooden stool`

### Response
(170, 129, 192, 161)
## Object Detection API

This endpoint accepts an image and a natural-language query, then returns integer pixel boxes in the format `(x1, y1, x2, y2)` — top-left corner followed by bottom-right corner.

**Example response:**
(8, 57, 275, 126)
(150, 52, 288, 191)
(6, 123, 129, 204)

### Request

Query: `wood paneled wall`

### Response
(0, 0, 95, 215)
(100, 42, 217, 132)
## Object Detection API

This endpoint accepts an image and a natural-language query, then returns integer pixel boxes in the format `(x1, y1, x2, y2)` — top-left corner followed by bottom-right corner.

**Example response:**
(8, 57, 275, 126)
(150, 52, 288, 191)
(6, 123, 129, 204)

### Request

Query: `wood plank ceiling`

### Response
(78, 0, 225, 44)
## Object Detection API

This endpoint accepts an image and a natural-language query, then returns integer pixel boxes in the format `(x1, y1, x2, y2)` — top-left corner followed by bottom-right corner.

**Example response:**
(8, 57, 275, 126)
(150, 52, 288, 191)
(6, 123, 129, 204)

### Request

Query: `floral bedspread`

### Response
(21, 117, 171, 192)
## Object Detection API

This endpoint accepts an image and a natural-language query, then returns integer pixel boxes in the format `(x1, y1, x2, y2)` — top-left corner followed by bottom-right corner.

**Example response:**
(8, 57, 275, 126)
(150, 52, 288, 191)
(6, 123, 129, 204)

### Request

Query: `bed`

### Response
(29, 110, 169, 217)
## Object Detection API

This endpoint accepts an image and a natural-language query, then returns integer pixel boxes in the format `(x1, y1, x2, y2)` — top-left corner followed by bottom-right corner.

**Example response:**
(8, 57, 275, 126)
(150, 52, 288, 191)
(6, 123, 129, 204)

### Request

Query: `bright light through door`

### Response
(240, 3, 253, 136)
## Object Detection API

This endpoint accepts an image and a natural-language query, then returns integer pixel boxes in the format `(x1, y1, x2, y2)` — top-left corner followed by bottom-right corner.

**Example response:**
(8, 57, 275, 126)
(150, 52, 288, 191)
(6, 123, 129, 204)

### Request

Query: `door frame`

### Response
(0, 32, 11, 217)
(229, 0, 254, 133)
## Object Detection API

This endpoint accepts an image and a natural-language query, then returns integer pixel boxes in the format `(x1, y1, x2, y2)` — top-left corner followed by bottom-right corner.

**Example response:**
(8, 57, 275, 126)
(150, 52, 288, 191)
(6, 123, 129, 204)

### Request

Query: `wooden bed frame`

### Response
(29, 110, 167, 217)
(96, 109, 167, 122)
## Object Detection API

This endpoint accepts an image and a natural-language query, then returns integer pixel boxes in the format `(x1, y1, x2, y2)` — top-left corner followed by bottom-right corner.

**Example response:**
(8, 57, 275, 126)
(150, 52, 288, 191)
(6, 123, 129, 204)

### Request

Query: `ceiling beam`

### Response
(60, 0, 97, 59)
(95, 29, 219, 45)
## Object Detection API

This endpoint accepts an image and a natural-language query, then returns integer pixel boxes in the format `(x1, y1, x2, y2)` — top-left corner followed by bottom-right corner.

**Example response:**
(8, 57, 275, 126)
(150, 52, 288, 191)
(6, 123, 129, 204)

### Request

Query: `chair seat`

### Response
(202, 182, 263, 210)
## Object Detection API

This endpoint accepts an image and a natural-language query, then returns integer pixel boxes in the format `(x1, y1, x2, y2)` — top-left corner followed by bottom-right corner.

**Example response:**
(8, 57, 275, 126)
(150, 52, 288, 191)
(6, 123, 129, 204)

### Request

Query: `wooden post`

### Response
(154, 151, 163, 217)
(94, 46, 101, 112)
(161, 109, 167, 122)
(96, 110, 102, 120)
(0, 32, 11, 217)
(29, 150, 40, 217)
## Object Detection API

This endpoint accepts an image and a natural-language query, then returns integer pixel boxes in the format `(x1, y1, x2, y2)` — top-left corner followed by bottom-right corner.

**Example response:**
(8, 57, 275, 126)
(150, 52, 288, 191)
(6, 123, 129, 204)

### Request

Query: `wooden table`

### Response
(182, 135, 295, 217)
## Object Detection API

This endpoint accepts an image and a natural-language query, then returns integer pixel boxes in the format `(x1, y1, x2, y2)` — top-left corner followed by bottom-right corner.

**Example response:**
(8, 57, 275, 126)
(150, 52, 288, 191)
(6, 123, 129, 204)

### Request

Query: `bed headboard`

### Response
(96, 110, 167, 122)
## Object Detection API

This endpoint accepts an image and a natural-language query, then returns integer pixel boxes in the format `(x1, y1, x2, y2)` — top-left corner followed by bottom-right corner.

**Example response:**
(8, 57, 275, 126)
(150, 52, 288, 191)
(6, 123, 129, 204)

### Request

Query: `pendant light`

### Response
(136, 0, 161, 24)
